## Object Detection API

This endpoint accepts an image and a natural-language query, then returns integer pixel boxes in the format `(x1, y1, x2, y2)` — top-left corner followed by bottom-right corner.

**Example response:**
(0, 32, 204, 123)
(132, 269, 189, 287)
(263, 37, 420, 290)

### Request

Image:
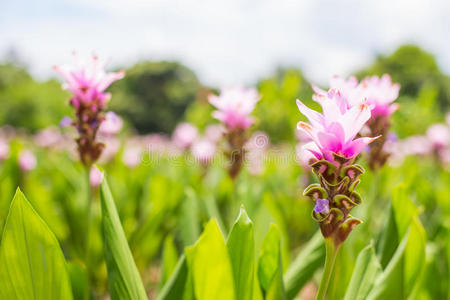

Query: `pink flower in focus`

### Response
(53, 53, 125, 107)
(426, 124, 450, 148)
(191, 138, 216, 164)
(19, 150, 37, 171)
(172, 122, 198, 149)
(209, 87, 260, 130)
(90, 165, 103, 187)
(99, 112, 123, 136)
(296, 89, 377, 163)
(0, 139, 9, 161)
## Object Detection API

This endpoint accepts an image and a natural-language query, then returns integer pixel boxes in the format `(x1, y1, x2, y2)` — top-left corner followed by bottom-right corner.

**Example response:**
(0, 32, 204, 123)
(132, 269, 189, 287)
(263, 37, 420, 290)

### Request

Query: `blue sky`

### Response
(1, 0, 449, 86)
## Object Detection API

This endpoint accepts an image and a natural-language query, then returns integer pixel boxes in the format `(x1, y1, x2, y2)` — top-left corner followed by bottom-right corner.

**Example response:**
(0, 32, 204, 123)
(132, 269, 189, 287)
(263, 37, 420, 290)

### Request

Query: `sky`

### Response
(1, 0, 449, 87)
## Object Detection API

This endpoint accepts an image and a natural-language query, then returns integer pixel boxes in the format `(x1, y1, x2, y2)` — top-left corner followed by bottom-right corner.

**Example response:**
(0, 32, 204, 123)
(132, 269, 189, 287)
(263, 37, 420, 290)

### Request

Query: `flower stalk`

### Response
(316, 238, 339, 300)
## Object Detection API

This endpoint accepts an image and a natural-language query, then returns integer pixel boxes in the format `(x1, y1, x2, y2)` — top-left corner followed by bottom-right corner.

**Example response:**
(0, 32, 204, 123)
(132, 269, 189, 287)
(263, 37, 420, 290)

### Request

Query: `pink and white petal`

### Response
(340, 103, 371, 142)
(302, 141, 323, 160)
(297, 122, 318, 142)
(343, 136, 379, 157)
(296, 99, 324, 128)
(317, 131, 342, 153)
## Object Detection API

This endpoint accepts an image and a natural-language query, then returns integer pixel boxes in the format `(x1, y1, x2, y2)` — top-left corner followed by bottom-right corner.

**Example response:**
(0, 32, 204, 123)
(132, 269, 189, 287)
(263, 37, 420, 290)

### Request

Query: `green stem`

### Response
(316, 238, 339, 300)
(84, 166, 93, 266)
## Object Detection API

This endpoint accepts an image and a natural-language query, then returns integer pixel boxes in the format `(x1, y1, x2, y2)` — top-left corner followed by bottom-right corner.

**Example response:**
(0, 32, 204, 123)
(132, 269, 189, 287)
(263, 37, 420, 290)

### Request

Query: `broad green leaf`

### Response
(0, 188, 73, 300)
(67, 262, 89, 300)
(392, 185, 419, 237)
(227, 206, 255, 300)
(327, 242, 356, 300)
(284, 230, 325, 300)
(376, 207, 399, 269)
(161, 235, 179, 286)
(157, 255, 190, 300)
(179, 188, 200, 246)
(100, 177, 147, 300)
(258, 224, 286, 299)
(367, 218, 426, 300)
(343, 244, 382, 300)
(185, 219, 235, 300)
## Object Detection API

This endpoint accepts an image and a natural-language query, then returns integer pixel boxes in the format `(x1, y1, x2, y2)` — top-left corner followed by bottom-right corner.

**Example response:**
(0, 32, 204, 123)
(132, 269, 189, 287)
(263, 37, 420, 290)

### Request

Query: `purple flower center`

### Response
(314, 198, 330, 214)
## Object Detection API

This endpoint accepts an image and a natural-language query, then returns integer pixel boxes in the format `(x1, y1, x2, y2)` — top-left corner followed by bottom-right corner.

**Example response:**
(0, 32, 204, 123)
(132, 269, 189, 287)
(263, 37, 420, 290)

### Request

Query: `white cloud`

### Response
(0, 0, 449, 87)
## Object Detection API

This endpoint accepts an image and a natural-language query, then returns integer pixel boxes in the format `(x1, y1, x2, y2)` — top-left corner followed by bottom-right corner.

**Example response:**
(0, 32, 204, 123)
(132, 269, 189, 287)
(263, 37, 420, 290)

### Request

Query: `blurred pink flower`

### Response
(245, 132, 270, 175)
(191, 138, 216, 164)
(90, 165, 103, 187)
(205, 124, 224, 143)
(209, 87, 260, 130)
(53, 53, 125, 107)
(357, 74, 400, 116)
(0, 139, 9, 161)
(122, 146, 142, 167)
(34, 127, 63, 148)
(426, 124, 450, 148)
(19, 150, 37, 171)
(172, 122, 198, 149)
(98, 137, 121, 163)
(316, 74, 400, 117)
(99, 112, 123, 136)
(296, 89, 376, 163)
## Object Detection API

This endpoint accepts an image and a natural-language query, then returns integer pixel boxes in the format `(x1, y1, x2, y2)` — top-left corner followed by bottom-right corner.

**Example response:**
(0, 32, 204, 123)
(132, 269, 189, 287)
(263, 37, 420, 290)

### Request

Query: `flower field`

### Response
(0, 48, 449, 300)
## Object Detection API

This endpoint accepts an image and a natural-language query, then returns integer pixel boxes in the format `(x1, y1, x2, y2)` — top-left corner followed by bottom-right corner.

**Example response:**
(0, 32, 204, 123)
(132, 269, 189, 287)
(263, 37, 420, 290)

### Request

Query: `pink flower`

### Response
(315, 74, 400, 117)
(53, 53, 125, 107)
(205, 124, 224, 143)
(122, 146, 142, 168)
(99, 112, 123, 136)
(191, 138, 216, 164)
(0, 139, 9, 161)
(34, 127, 63, 148)
(172, 122, 198, 149)
(209, 87, 260, 130)
(426, 124, 450, 149)
(357, 74, 400, 116)
(18, 150, 37, 171)
(296, 89, 377, 163)
(90, 165, 103, 187)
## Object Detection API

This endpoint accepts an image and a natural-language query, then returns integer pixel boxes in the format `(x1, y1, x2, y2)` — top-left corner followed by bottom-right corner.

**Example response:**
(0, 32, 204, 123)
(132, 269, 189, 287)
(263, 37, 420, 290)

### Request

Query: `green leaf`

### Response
(367, 218, 426, 300)
(179, 188, 200, 246)
(0, 188, 73, 300)
(161, 235, 179, 286)
(67, 262, 89, 300)
(100, 177, 147, 300)
(157, 255, 190, 300)
(227, 206, 255, 300)
(343, 244, 382, 300)
(185, 219, 235, 300)
(376, 207, 399, 269)
(258, 224, 286, 300)
(283, 230, 325, 299)
(392, 185, 419, 237)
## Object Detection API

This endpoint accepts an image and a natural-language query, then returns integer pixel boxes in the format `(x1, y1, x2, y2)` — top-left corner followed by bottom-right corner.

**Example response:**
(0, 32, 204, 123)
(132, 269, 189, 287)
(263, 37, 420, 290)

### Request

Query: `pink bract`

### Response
(209, 87, 260, 130)
(53, 53, 125, 106)
(296, 89, 377, 163)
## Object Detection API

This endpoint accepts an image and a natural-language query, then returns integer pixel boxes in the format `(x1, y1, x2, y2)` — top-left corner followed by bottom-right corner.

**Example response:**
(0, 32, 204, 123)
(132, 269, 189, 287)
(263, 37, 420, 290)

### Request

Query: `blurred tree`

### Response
(0, 63, 71, 132)
(110, 61, 200, 134)
(254, 68, 314, 143)
(357, 45, 450, 110)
